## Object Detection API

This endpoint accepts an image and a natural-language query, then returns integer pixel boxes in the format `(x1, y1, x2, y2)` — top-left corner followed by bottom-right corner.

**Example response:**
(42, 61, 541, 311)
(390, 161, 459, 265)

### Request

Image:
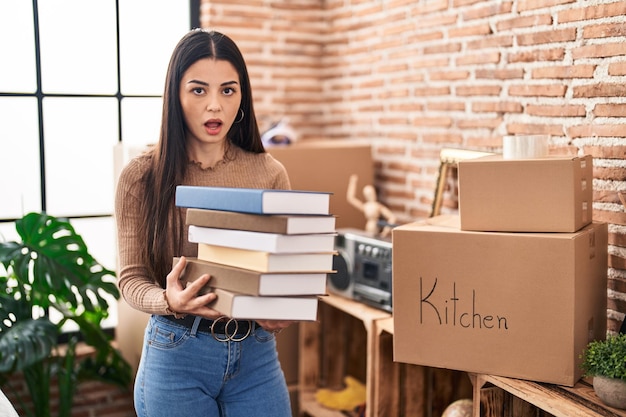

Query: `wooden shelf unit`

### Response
(471, 373, 626, 417)
(298, 294, 472, 417)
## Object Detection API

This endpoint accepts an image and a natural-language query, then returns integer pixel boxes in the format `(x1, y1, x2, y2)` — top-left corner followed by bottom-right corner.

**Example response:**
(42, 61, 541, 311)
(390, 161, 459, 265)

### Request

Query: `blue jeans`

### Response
(134, 315, 292, 417)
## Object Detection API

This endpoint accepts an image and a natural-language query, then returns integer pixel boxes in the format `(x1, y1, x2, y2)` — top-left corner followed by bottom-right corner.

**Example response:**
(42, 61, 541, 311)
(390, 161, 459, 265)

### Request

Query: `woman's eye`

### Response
(192, 87, 204, 95)
(223, 87, 235, 96)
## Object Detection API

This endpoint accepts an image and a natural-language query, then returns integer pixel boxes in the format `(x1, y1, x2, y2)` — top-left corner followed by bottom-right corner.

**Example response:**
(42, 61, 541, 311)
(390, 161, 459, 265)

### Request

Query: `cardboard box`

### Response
(458, 154, 593, 232)
(269, 140, 374, 230)
(392, 215, 607, 386)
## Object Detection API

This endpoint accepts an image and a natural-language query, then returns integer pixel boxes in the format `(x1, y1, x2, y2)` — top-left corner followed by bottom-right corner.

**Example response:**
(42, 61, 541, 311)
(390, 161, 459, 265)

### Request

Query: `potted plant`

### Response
(0, 212, 132, 417)
(580, 333, 626, 409)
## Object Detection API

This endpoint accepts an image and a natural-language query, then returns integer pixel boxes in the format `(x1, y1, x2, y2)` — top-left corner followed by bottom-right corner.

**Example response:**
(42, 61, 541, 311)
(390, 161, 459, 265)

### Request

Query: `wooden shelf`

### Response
(471, 373, 626, 417)
(298, 294, 472, 417)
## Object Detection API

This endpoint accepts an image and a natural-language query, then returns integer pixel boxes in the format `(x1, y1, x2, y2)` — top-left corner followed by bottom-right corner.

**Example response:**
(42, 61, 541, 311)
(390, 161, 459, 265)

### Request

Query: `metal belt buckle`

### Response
(210, 316, 253, 342)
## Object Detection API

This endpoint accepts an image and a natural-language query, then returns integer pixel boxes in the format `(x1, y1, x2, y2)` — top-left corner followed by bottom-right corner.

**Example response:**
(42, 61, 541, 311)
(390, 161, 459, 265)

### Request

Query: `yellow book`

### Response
(197, 243, 335, 273)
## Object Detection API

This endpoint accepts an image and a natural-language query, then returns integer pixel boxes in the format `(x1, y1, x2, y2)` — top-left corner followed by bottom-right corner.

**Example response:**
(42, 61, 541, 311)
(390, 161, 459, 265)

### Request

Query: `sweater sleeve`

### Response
(114, 157, 171, 315)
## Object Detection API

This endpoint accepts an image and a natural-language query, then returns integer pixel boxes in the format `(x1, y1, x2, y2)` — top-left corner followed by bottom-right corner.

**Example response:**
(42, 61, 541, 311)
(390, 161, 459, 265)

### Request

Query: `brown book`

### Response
(186, 208, 336, 235)
(209, 288, 319, 321)
(175, 257, 328, 296)
(197, 243, 335, 273)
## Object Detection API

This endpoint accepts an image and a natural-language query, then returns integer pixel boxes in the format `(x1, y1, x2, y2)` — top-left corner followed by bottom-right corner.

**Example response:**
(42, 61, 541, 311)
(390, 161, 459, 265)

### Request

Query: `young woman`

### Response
(115, 29, 293, 417)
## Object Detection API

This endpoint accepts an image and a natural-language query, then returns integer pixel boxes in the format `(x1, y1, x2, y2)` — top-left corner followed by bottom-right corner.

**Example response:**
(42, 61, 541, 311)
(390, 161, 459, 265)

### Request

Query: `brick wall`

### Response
(201, 0, 626, 330)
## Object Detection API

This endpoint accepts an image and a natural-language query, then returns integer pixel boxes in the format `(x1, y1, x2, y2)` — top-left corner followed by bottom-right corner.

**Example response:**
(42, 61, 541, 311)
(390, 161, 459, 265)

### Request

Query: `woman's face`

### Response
(179, 58, 242, 147)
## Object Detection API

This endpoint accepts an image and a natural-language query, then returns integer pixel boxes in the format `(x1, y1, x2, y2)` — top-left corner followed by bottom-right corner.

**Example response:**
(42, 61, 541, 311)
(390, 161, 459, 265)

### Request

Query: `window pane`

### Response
(0, 1, 37, 93)
(0, 222, 19, 244)
(43, 97, 118, 216)
(119, 0, 190, 95)
(0, 97, 41, 219)
(38, 0, 118, 94)
(121, 97, 162, 147)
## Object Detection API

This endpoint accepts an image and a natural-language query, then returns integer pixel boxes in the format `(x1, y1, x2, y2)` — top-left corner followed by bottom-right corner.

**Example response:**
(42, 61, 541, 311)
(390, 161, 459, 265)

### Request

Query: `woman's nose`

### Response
(206, 96, 221, 112)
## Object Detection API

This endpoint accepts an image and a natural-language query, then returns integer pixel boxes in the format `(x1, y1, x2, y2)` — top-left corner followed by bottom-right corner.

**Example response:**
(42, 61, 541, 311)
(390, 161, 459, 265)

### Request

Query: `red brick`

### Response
(409, 31, 446, 42)
(422, 133, 464, 143)
(584, 22, 626, 39)
(449, 23, 493, 38)
(526, 104, 586, 117)
(462, 2, 513, 20)
(496, 14, 552, 31)
(580, 145, 626, 159)
(467, 35, 514, 50)
(506, 123, 565, 136)
(531, 64, 595, 79)
(610, 228, 626, 246)
(558, 1, 626, 23)
(427, 102, 467, 111)
(457, 117, 503, 129)
(598, 211, 626, 228)
(509, 84, 567, 97)
(412, 0, 449, 14)
(412, 57, 450, 69)
(472, 101, 523, 113)
(456, 51, 501, 66)
(414, 86, 451, 96)
(409, 13, 458, 29)
(595, 189, 626, 203)
(518, 0, 575, 12)
(572, 42, 626, 59)
(508, 48, 565, 62)
(424, 42, 463, 54)
(457, 85, 502, 96)
(595, 104, 626, 117)
(475, 68, 524, 79)
(516, 28, 576, 46)
(452, 0, 484, 7)
(429, 70, 470, 81)
(574, 83, 626, 98)
(390, 103, 425, 113)
(465, 135, 504, 148)
(412, 117, 454, 127)
(609, 62, 626, 76)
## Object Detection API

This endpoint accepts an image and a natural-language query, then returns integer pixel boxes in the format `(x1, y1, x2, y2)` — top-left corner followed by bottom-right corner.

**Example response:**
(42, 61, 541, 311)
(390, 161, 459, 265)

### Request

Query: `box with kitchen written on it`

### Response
(457, 154, 593, 232)
(392, 215, 607, 387)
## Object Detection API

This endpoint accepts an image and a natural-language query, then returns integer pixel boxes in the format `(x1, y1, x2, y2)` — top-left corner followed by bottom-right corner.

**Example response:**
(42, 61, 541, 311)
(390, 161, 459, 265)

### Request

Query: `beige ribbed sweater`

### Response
(114, 145, 291, 315)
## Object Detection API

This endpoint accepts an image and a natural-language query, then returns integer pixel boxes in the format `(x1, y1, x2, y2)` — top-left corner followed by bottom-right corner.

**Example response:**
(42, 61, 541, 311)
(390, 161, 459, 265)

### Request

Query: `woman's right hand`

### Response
(164, 256, 221, 319)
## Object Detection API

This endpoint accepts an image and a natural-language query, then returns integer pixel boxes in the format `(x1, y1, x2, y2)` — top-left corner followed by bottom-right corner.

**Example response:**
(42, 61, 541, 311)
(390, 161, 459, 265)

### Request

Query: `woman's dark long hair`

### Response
(140, 29, 264, 287)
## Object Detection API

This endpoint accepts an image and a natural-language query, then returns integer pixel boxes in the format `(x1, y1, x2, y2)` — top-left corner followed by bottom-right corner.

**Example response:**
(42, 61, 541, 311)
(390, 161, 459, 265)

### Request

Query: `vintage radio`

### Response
(328, 228, 393, 312)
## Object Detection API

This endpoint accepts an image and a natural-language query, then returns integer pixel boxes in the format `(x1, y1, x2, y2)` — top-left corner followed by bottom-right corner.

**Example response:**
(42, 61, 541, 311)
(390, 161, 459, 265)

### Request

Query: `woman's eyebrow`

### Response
(186, 79, 239, 87)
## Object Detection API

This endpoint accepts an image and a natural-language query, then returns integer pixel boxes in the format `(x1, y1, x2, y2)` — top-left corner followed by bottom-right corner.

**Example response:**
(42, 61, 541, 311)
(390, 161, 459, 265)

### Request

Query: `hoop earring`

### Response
(234, 109, 244, 124)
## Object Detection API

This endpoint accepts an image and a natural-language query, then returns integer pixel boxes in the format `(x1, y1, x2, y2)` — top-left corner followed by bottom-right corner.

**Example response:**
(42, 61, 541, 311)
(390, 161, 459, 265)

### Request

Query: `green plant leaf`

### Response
(1, 213, 119, 316)
(0, 212, 132, 414)
(0, 318, 58, 373)
(581, 333, 626, 380)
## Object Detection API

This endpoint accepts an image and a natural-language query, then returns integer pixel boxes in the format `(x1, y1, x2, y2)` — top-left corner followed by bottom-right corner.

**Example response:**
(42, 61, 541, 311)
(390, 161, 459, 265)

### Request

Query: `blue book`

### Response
(175, 186, 331, 215)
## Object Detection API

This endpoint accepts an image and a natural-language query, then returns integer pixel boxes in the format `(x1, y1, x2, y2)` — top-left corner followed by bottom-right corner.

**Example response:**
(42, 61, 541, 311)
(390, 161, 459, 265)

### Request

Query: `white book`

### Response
(209, 288, 319, 321)
(188, 225, 336, 253)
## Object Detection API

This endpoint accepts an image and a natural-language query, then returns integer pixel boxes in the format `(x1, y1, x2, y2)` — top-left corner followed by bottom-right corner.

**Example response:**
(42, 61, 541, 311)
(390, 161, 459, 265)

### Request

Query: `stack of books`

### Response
(174, 185, 336, 321)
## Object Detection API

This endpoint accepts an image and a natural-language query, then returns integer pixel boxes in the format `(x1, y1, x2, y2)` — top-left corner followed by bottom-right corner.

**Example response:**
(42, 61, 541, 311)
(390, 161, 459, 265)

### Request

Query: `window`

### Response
(0, 0, 198, 329)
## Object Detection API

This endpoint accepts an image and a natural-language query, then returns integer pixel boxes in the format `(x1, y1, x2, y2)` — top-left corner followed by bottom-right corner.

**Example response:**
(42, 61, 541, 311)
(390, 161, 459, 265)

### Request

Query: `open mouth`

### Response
(205, 120, 222, 133)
